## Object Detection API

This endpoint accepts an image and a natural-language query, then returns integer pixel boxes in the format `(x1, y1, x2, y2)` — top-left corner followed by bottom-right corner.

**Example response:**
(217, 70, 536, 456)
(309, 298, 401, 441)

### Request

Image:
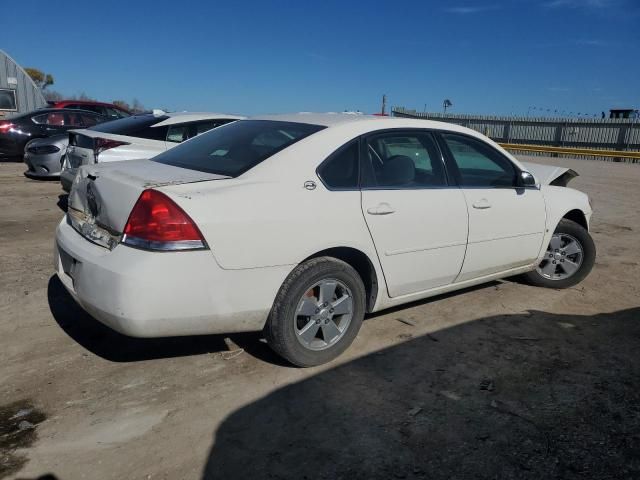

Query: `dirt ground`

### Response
(1, 155, 639, 480)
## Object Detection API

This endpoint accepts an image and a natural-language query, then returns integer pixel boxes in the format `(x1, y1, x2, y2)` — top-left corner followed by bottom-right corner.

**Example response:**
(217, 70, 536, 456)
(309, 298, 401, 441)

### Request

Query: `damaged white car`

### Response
(55, 114, 595, 366)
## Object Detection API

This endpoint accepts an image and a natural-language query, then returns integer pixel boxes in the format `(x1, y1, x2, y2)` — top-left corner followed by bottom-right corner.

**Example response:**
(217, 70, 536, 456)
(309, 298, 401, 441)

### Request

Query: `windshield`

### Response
(152, 120, 325, 177)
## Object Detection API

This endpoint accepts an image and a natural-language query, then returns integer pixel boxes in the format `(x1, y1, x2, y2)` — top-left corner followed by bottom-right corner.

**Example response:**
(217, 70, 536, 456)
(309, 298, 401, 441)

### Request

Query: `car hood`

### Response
(520, 161, 579, 187)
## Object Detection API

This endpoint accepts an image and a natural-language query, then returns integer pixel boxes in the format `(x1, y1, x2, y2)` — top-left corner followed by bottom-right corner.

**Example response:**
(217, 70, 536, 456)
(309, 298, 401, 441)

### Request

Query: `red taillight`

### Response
(94, 138, 129, 161)
(0, 122, 14, 132)
(122, 189, 206, 251)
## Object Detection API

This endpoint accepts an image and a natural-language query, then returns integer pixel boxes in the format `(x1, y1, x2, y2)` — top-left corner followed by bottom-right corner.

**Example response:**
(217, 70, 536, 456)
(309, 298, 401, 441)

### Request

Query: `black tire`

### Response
(523, 218, 596, 289)
(264, 256, 366, 367)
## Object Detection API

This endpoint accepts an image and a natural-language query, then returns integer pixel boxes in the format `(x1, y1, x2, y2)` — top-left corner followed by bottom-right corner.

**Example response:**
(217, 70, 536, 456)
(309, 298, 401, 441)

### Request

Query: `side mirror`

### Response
(519, 171, 537, 188)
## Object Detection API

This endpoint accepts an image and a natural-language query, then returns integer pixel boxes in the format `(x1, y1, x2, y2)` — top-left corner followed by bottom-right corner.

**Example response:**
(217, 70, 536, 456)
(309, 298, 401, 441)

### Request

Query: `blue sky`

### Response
(2, 0, 638, 116)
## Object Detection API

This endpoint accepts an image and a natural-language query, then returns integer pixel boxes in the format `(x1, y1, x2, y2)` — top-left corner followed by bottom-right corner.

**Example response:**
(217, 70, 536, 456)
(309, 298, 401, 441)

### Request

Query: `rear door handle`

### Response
(367, 203, 395, 215)
(472, 198, 491, 209)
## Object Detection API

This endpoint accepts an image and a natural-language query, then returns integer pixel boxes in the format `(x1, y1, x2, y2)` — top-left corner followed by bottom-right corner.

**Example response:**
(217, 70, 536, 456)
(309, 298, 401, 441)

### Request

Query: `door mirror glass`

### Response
(520, 171, 537, 187)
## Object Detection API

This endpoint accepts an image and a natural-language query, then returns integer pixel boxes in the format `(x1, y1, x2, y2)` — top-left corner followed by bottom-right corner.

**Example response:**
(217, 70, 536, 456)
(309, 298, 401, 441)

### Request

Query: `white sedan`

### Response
(55, 114, 595, 366)
(60, 111, 244, 191)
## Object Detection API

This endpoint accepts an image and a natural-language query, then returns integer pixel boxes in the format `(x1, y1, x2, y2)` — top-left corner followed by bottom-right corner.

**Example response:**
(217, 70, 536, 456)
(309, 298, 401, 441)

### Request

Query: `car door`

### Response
(438, 132, 546, 282)
(360, 130, 469, 298)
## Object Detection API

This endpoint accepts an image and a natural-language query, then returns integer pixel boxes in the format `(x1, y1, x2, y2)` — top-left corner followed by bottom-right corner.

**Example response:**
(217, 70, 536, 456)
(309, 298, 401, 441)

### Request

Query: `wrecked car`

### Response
(54, 114, 595, 367)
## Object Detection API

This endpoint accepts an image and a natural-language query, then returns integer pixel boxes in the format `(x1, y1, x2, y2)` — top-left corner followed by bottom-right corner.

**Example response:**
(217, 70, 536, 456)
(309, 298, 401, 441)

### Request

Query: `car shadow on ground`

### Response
(202, 306, 640, 480)
(56, 194, 68, 213)
(46, 275, 287, 364)
(47, 275, 502, 365)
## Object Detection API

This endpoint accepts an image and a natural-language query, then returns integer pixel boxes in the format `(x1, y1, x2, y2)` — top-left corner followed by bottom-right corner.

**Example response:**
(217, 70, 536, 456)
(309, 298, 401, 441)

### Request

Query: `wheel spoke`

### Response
(563, 240, 581, 256)
(549, 235, 562, 250)
(541, 261, 557, 276)
(561, 259, 579, 276)
(319, 281, 337, 304)
(297, 297, 318, 317)
(331, 295, 353, 316)
(298, 320, 320, 344)
(321, 320, 341, 343)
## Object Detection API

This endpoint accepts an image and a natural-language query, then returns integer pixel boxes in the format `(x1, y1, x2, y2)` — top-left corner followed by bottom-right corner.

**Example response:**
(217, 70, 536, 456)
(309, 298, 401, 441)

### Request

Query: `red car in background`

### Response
(48, 100, 131, 119)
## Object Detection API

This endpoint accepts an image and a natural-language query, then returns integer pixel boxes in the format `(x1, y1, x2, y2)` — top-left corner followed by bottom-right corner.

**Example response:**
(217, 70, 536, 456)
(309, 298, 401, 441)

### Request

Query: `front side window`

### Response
(441, 133, 517, 188)
(153, 120, 325, 177)
(79, 113, 102, 127)
(317, 141, 359, 189)
(363, 132, 446, 188)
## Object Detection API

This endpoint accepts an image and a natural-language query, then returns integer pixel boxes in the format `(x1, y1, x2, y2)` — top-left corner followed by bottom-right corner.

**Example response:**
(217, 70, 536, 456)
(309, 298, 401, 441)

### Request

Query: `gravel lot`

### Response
(1, 156, 639, 480)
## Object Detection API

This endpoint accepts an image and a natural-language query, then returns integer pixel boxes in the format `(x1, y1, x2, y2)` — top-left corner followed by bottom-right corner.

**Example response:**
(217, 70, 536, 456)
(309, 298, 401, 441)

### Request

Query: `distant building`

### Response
(609, 108, 638, 119)
(0, 49, 47, 118)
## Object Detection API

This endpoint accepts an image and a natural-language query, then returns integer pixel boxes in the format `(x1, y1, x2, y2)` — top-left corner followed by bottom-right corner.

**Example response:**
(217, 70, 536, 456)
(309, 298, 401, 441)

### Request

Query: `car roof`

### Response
(249, 112, 385, 127)
(52, 100, 127, 109)
(248, 112, 472, 133)
(153, 112, 245, 126)
(24, 108, 104, 117)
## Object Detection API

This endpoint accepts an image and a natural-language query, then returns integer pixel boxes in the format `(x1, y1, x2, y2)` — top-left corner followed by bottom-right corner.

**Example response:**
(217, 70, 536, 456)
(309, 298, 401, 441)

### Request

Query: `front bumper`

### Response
(24, 152, 62, 178)
(54, 218, 289, 337)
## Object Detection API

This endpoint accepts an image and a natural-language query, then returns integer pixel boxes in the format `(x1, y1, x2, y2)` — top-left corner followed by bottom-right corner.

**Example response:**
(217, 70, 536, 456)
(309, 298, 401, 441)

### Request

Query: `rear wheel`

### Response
(523, 219, 595, 289)
(264, 257, 366, 367)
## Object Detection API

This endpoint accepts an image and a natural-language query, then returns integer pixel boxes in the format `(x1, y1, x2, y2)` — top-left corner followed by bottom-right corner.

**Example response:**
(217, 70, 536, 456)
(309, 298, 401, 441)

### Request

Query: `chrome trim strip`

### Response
(122, 235, 207, 251)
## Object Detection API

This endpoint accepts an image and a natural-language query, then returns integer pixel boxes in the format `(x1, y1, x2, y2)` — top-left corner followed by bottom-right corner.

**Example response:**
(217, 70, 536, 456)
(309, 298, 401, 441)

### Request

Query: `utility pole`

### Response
(381, 94, 387, 115)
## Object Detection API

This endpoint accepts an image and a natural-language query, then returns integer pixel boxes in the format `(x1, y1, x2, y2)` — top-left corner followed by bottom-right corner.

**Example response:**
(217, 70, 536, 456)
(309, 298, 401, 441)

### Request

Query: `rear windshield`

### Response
(89, 114, 169, 137)
(152, 120, 325, 177)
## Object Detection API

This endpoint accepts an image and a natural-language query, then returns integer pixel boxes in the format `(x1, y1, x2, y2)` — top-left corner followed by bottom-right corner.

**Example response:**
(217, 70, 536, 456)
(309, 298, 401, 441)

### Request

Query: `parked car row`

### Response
(61, 111, 242, 191)
(52, 112, 596, 367)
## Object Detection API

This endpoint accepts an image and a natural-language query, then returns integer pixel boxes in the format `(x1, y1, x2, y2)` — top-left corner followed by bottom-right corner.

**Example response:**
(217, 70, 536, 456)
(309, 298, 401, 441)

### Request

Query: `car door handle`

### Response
(367, 203, 395, 215)
(472, 199, 491, 209)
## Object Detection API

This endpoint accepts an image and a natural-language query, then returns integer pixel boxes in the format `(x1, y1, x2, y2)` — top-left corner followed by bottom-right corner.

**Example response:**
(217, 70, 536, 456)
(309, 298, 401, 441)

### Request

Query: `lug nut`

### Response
(552, 260, 556, 264)
(315, 319, 321, 324)
(561, 259, 565, 263)
(549, 254, 553, 258)
(329, 308, 334, 313)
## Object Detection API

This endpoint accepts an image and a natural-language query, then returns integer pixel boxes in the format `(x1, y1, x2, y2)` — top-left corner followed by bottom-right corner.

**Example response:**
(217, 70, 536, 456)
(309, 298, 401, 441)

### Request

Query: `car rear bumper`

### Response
(24, 152, 62, 178)
(54, 218, 289, 337)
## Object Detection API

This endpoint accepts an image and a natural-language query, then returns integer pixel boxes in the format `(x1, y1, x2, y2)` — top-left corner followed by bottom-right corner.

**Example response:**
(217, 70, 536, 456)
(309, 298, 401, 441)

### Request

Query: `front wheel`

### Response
(523, 219, 596, 289)
(264, 257, 366, 367)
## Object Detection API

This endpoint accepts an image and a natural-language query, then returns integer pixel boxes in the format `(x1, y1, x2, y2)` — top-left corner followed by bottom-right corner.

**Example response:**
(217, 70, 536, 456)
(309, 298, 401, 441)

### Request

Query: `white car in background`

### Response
(55, 114, 595, 367)
(60, 111, 244, 191)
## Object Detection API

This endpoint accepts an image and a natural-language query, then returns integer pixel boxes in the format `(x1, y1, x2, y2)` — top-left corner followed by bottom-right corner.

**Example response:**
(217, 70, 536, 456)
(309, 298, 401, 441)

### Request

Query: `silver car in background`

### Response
(61, 111, 244, 191)
(24, 134, 71, 179)
(22, 109, 108, 179)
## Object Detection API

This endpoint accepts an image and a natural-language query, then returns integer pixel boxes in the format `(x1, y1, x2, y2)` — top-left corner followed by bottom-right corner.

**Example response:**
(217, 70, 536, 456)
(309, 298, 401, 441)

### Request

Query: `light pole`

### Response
(443, 99, 452, 114)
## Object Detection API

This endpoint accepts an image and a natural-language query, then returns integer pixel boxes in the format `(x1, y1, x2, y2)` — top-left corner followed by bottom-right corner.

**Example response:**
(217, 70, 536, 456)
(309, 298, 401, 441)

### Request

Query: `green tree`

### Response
(24, 68, 54, 90)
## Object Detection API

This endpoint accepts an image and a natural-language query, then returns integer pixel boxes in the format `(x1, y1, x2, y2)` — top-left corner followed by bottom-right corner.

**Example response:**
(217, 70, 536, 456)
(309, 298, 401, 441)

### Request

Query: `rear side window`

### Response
(153, 120, 325, 177)
(441, 133, 517, 188)
(317, 141, 359, 189)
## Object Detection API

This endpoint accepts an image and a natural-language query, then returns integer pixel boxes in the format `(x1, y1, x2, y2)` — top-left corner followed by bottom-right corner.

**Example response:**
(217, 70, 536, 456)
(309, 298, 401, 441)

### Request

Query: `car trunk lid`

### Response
(67, 159, 229, 249)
